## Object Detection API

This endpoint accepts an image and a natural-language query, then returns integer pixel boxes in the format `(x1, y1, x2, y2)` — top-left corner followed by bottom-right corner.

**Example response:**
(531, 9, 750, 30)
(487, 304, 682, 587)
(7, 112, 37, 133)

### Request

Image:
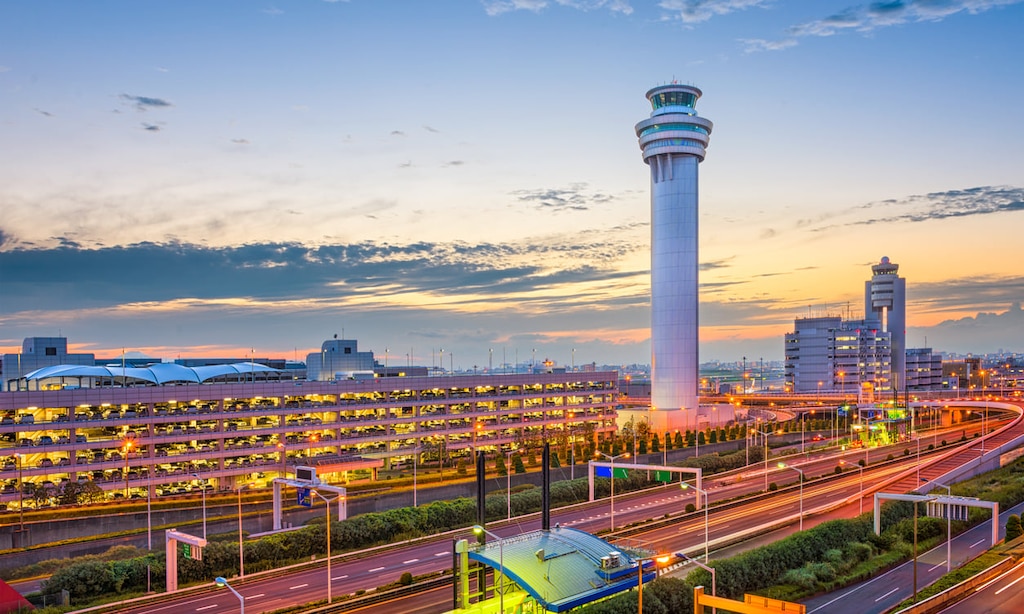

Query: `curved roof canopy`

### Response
(23, 362, 280, 385)
(469, 526, 655, 612)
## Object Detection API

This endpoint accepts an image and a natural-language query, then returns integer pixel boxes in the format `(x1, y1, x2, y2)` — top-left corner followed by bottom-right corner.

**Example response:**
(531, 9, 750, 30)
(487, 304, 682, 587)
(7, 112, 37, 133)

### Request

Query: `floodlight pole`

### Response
(312, 491, 341, 603)
(192, 473, 207, 539)
(755, 430, 772, 491)
(682, 482, 710, 562)
(925, 479, 953, 574)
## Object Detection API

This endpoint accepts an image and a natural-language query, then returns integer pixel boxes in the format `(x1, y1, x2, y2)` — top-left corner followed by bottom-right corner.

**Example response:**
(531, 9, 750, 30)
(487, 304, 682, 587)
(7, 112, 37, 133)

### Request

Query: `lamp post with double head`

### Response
(596, 451, 630, 531)
(472, 525, 504, 614)
(215, 577, 244, 614)
(778, 463, 805, 531)
(681, 482, 710, 562)
(505, 448, 521, 522)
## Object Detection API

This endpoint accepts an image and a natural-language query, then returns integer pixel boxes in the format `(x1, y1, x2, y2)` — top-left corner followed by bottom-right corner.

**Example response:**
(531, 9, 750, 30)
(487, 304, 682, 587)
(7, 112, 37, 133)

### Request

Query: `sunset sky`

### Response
(2, 0, 1023, 369)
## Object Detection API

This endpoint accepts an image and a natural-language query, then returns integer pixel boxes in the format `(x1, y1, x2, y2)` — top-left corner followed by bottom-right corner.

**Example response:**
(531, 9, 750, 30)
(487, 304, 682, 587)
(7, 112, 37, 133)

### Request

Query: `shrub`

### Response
(1006, 515, 1023, 541)
(399, 572, 413, 585)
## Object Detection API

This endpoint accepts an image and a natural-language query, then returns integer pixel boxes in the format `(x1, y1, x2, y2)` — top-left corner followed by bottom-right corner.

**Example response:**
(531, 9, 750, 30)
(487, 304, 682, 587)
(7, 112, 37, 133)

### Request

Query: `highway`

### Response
(89, 406, 1022, 614)
(107, 438, 954, 614)
(802, 500, 1024, 614)
(939, 558, 1024, 613)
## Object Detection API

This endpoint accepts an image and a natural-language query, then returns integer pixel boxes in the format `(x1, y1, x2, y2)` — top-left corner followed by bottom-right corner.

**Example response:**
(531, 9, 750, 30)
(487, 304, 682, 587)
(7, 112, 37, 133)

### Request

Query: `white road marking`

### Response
(875, 587, 899, 602)
(289, 583, 308, 590)
(369, 567, 385, 572)
(928, 561, 947, 572)
(434, 552, 447, 557)
(403, 558, 419, 564)
(197, 606, 217, 611)
(970, 539, 985, 548)
(246, 594, 264, 599)
(995, 573, 1024, 595)
(332, 575, 348, 581)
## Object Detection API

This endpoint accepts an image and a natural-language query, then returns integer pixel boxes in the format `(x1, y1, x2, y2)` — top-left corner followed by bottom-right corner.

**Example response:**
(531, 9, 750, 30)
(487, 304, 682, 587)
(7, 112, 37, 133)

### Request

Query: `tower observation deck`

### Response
(635, 83, 713, 432)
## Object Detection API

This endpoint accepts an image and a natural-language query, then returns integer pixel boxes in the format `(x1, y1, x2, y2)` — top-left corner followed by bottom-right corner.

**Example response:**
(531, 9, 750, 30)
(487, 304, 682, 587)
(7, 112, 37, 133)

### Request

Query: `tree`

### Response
(1006, 514, 1023, 541)
(651, 433, 661, 453)
(512, 453, 526, 474)
(495, 454, 508, 477)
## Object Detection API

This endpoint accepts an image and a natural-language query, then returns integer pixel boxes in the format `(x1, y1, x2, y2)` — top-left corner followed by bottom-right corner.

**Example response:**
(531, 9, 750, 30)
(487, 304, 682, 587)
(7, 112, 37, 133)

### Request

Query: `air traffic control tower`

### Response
(636, 83, 713, 432)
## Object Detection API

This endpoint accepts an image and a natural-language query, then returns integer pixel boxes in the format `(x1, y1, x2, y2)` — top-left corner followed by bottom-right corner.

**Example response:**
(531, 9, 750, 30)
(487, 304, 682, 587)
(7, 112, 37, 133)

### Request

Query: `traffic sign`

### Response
(298, 487, 312, 507)
(183, 543, 191, 559)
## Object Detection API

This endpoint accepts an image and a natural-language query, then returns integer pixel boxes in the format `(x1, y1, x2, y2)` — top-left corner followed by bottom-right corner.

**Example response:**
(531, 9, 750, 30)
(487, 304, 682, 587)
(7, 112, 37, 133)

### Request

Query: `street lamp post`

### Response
(472, 525, 504, 614)
(192, 473, 208, 539)
(312, 491, 341, 603)
(215, 577, 245, 614)
(236, 483, 252, 577)
(16, 453, 25, 533)
(924, 479, 953, 574)
(840, 460, 864, 514)
(636, 554, 671, 614)
(596, 451, 630, 531)
(755, 430, 772, 491)
(505, 449, 521, 522)
(778, 463, 805, 531)
(681, 482, 710, 562)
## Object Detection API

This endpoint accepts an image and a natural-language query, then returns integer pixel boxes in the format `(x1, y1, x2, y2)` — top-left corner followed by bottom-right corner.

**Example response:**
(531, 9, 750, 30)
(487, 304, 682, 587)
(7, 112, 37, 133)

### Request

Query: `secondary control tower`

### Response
(635, 83, 713, 432)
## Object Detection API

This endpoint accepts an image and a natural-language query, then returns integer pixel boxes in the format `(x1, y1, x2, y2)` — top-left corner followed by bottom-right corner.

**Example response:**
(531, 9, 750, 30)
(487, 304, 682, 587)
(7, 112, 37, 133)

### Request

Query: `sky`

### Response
(1, 0, 1023, 370)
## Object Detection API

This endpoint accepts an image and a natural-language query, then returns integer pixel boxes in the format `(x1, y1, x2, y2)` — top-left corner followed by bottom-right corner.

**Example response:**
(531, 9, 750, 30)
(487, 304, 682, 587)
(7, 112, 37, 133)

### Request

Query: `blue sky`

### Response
(1, 0, 1023, 368)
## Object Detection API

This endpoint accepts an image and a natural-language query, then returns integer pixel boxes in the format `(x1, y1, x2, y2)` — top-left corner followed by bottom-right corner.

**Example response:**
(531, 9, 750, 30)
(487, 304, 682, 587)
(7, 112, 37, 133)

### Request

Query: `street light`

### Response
(923, 478, 952, 574)
(681, 482, 710, 562)
(755, 430, 772, 491)
(778, 463, 805, 531)
(215, 576, 245, 614)
(636, 554, 671, 613)
(312, 491, 342, 603)
(505, 448, 521, 522)
(192, 473, 208, 539)
(596, 451, 630, 531)
(122, 436, 136, 498)
(472, 525, 504, 614)
(236, 483, 252, 577)
(15, 453, 25, 533)
(840, 460, 864, 515)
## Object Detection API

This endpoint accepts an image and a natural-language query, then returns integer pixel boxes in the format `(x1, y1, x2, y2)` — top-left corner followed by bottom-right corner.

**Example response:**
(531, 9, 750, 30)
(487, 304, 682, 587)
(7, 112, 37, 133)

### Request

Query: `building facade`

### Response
(1, 369, 618, 506)
(635, 82, 713, 431)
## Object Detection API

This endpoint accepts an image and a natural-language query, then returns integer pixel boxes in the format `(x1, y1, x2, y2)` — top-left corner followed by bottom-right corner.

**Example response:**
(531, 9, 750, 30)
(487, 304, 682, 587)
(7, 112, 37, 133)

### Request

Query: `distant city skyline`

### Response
(1, 1, 1023, 366)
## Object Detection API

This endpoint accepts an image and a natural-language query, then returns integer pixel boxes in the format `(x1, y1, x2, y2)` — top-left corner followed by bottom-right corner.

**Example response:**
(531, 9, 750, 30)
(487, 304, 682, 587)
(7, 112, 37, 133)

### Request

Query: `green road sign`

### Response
(655, 470, 673, 482)
(183, 544, 192, 559)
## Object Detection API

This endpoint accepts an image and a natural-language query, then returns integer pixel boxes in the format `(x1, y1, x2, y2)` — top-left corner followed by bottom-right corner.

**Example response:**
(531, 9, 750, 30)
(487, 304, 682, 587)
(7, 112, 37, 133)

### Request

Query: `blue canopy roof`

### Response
(23, 362, 280, 385)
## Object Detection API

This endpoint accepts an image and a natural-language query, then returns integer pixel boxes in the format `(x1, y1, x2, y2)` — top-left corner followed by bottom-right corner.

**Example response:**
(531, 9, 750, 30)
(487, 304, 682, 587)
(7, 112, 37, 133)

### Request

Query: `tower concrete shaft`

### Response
(635, 84, 713, 432)
(865, 256, 906, 391)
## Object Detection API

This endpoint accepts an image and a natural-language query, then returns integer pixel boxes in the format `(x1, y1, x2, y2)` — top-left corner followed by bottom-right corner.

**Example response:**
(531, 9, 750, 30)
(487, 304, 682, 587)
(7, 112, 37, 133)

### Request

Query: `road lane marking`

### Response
(928, 561, 947, 572)
(197, 606, 217, 611)
(434, 552, 447, 557)
(875, 587, 899, 602)
(332, 575, 348, 581)
(403, 559, 419, 564)
(970, 539, 985, 548)
(995, 573, 1024, 595)
(247, 594, 264, 599)
(369, 567, 385, 572)
(289, 584, 308, 590)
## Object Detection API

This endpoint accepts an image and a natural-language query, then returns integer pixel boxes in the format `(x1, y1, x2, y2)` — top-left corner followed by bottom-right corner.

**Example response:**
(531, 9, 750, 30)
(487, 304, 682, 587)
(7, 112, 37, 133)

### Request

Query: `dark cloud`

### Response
(0, 228, 12, 249)
(141, 123, 161, 132)
(0, 238, 642, 315)
(909, 275, 1024, 314)
(852, 185, 1024, 226)
(909, 303, 1024, 354)
(390, 130, 405, 137)
(34, 108, 54, 117)
(511, 183, 614, 213)
(699, 258, 734, 271)
(120, 94, 172, 111)
(423, 125, 440, 133)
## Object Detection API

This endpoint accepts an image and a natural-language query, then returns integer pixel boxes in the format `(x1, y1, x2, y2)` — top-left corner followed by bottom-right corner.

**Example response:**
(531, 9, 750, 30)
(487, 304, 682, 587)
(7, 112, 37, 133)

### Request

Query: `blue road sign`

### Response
(298, 487, 311, 507)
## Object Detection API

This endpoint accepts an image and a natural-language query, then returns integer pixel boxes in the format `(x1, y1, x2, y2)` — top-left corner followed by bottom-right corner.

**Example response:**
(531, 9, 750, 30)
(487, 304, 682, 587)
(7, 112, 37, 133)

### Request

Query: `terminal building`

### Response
(0, 337, 618, 507)
(784, 258, 942, 395)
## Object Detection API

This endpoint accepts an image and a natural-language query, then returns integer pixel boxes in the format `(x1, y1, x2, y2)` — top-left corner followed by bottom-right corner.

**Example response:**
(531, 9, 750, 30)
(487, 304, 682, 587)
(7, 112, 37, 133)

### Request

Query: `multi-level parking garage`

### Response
(0, 369, 618, 506)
